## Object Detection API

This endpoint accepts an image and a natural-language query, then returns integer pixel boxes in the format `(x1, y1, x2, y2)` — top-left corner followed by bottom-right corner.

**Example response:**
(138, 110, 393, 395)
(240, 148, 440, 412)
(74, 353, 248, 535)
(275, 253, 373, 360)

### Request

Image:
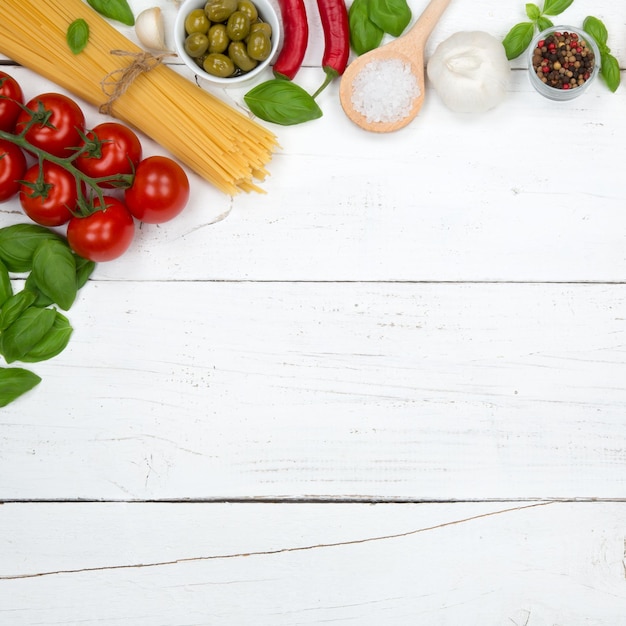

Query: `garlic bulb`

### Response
(135, 7, 168, 51)
(427, 31, 510, 114)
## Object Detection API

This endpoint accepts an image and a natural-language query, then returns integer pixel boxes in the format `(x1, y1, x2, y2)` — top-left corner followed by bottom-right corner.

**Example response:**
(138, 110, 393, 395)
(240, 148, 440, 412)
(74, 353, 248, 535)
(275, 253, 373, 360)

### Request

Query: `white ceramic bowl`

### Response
(174, 0, 280, 86)
(527, 25, 600, 101)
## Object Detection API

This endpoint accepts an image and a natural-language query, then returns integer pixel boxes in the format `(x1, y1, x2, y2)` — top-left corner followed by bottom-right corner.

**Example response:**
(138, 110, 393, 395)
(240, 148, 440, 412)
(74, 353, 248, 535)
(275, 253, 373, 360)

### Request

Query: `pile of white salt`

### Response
(350, 58, 421, 124)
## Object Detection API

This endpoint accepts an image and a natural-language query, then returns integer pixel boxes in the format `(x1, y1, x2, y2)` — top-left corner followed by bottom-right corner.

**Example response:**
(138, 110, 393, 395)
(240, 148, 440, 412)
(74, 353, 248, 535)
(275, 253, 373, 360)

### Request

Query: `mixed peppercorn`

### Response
(531, 31, 595, 90)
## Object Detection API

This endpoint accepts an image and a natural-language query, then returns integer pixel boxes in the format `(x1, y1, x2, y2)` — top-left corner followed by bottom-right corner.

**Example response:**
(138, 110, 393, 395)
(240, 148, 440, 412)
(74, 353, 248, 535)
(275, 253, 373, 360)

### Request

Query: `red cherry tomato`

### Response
(0, 71, 24, 132)
(16, 93, 85, 158)
(125, 156, 190, 224)
(75, 122, 143, 188)
(67, 197, 135, 262)
(19, 162, 78, 227)
(0, 139, 27, 202)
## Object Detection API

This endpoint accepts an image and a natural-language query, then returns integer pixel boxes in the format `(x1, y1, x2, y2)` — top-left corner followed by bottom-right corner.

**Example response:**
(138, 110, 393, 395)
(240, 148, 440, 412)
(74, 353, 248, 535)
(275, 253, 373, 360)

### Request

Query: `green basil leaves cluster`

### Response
(0, 224, 96, 408)
(583, 16, 621, 92)
(349, 0, 412, 56)
(502, 0, 574, 60)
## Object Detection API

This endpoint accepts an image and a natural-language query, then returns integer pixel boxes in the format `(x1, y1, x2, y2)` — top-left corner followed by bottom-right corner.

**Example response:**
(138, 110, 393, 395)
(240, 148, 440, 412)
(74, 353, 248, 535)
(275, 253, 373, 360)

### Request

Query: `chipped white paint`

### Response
(1, 0, 626, 623)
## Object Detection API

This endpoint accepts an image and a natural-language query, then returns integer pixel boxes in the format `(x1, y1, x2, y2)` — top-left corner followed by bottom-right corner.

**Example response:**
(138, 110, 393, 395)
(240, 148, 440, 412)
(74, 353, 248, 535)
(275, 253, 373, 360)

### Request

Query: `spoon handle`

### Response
(405, 0, 452, 55)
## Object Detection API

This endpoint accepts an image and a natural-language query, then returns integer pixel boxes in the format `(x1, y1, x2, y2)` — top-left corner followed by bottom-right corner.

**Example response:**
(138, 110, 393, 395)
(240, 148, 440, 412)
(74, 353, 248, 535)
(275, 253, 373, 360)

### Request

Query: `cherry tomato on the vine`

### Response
(19, 161, 78, 227)
(75, 122, 143, 188)
(125, 156, 190, 224)
(0, 71, 24, 132)
(0, 139, 27, 202)
(67, 197, 135, 262)
(16, 93, 85, 158)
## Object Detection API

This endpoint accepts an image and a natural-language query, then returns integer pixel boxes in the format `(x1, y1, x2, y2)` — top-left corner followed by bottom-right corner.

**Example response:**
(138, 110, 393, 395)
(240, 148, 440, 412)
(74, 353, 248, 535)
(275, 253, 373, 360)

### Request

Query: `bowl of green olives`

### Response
(175, 0, 280, 86)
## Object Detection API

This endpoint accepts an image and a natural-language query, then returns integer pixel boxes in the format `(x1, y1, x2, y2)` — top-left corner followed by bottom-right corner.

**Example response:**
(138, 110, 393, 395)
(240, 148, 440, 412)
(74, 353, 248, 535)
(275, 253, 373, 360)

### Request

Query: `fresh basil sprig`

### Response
(502, 0, 575, 59)
(369, 0, 412, 38)
(244, 80, 323, 126)
(349, 0, 384, 56)
(67, 19, 90, 55)
(349, 0, 412, 55)
(0, 224, 96, 408)
(583, 16, 621, 92)
(86, 0, 135, 26)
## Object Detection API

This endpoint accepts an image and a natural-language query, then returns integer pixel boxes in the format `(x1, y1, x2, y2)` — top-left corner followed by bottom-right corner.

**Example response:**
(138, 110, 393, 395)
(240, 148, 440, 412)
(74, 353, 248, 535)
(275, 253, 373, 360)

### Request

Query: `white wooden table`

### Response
(2, 0, 626, 623)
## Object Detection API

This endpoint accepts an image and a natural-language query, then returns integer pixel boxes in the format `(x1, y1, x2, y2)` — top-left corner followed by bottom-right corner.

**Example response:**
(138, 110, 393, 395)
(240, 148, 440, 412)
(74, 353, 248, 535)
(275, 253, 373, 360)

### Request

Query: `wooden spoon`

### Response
(339, 0, 452, 133)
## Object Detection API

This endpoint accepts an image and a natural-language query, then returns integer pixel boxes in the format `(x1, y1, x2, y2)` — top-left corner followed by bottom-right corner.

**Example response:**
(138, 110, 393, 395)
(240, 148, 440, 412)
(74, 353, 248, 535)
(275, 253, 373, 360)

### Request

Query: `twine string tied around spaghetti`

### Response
(99, 49, 175, 115)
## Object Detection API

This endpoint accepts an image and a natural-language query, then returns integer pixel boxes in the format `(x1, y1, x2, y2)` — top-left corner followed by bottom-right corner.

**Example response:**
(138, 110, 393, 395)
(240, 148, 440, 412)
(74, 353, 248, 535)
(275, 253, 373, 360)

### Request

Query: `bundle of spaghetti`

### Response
(0, 0, 278, 194)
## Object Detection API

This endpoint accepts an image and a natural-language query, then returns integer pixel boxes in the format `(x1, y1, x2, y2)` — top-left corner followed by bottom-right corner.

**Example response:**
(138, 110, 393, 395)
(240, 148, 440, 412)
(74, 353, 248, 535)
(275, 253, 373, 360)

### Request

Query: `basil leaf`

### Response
(67, 18, 90, 54)
(244, 80, 323, 126)
(583, 15, 608, 47)
(0, 259, 11, 307)
(24, 274, 54, 308)
(75, 256, 96, 291)
(86, 0, 135, 26)
(536, 16, 554, 31)
(0, 306, 56, 363)
(502, 21, 535, 60)
(541, 0, 574, 16)
(20, 311, 73, 363)
(26, 254, 94, 305)
(600, 52, 621, 92)
(525, 3, 541, 21)
(0, 290, 37, 332)
(0, 367, 41, 407)
(31, 239, 77, 311)
(0, 224, 63, 273)
(349, 0, 384, 55)
(368, 0, 411, 38)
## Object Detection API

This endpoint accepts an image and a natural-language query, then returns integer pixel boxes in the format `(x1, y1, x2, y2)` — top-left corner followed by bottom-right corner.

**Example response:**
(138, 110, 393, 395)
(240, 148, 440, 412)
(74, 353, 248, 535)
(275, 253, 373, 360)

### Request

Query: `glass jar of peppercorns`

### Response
(528, 26, 600, 101)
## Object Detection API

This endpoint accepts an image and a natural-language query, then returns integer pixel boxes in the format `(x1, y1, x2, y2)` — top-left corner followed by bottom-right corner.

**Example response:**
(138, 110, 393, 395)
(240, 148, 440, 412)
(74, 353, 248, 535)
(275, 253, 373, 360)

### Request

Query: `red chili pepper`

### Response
(273, 0, 309, 80)
(313, 0, 350, 98)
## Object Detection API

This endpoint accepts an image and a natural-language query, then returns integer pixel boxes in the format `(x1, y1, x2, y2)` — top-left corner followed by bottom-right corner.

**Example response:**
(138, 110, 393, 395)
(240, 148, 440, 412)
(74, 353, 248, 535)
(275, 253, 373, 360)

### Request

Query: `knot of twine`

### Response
(99, 50, 174, 115)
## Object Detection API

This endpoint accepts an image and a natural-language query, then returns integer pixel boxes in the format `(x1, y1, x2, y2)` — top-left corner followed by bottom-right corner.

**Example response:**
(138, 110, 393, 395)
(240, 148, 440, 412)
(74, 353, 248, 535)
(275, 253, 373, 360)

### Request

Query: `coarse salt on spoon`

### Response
(339, 0, 452, 132)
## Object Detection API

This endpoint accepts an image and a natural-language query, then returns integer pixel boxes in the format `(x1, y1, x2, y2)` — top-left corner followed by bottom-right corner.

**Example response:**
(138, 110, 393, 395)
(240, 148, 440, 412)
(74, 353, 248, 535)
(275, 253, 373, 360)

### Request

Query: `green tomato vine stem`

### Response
(0, 120, 134, 218)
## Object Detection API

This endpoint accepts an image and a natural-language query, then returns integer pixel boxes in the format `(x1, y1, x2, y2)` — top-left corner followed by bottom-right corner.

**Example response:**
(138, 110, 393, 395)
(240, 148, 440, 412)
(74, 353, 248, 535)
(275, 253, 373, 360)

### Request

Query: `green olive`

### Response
(194, 53, 209, 70)
(207, 23, 229, 54)
(185, 9, 210, 35)
(184, 32, 209, 58)
(237, 0, 258, 22)
(226, 11, 250, 42)
(202, 52, 236, 77)
(228, 41, 258, 72)
(246, 30, 271, 61)
(204, 0, 238, 22)
(248, 22, 272, 40)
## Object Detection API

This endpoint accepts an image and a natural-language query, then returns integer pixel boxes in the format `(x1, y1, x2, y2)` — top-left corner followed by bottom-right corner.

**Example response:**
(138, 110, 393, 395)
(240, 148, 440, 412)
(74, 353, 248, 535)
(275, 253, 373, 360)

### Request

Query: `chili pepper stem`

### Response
(312, 67, 338, 99)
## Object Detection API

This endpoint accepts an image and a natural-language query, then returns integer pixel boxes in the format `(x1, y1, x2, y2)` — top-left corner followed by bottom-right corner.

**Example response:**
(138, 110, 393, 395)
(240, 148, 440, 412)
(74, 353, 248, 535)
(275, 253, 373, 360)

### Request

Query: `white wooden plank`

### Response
(1, 281, 625, 500)
(1, 63, 624, 283)
(1, 501, 625, 624)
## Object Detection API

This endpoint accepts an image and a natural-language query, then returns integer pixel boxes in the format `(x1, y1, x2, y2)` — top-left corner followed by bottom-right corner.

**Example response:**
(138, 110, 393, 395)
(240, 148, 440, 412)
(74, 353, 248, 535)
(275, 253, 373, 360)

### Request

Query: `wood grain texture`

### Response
(1, 1, 625, 623)
(2, 502, 626, 625)
(3, 63, 625, 282)
(1, 281, 624, 500)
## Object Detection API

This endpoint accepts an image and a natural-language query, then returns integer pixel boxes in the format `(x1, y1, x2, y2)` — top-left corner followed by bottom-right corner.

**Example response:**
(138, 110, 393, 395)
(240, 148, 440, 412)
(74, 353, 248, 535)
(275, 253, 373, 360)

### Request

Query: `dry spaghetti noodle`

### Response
(0, 0, 278, 195)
